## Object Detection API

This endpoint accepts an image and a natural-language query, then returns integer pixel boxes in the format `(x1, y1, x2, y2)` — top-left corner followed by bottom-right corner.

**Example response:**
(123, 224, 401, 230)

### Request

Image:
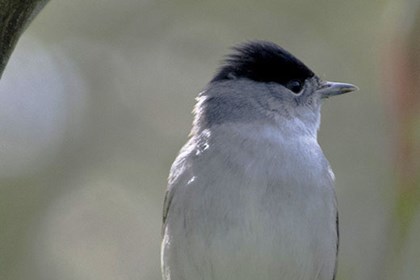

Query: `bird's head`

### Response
(196, 41, 358, 135)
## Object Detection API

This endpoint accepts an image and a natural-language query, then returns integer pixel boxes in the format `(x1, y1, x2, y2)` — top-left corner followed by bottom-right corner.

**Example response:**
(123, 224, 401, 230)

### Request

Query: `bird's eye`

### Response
(286, 80, 302, 93)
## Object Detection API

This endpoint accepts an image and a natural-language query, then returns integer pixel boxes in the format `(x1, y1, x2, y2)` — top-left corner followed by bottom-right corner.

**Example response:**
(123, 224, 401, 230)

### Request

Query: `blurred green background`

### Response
(0, 1, 419, 280)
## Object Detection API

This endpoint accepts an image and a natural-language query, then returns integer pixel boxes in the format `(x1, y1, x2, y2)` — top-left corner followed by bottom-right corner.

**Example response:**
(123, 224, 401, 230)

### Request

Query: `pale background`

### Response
(1, 1, 419, 280)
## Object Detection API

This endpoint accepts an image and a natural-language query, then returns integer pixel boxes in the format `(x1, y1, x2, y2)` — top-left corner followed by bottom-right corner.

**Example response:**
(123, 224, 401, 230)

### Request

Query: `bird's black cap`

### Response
(211, 41, 315, 87)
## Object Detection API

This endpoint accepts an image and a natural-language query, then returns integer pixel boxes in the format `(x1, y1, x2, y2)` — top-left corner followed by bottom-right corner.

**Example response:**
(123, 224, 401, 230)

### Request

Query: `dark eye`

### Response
(286, 80, 302, 93)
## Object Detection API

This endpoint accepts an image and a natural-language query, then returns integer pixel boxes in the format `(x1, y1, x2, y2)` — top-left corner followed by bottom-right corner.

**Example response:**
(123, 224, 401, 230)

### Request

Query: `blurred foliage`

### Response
(381, 1, 420, 279)
(0, 0, 418, 280)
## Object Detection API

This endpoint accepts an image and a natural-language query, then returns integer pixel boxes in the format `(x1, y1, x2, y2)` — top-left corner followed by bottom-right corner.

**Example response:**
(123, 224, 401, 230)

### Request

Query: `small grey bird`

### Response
(161, 41, 358, 280)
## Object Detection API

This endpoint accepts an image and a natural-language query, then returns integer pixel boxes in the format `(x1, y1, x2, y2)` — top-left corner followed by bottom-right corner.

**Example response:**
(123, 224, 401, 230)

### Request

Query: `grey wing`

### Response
(161, 171, 183, 236)
(332, 211, 339, 280)
(161, 139, 195, 236)
(161, 188, 173, 235)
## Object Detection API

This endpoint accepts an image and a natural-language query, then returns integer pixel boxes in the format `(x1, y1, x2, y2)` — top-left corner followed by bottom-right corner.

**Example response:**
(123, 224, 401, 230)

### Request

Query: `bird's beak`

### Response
(316, 81, 359, 98)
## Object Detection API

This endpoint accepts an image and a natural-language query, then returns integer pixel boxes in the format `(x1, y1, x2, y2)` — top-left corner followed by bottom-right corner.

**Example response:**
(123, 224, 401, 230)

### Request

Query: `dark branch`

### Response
(0, 0, 50, 78)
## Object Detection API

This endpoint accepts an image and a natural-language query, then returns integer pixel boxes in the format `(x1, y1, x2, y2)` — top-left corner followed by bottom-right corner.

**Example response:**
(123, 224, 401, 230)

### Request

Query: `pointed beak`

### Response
(316, 81, 359, 98)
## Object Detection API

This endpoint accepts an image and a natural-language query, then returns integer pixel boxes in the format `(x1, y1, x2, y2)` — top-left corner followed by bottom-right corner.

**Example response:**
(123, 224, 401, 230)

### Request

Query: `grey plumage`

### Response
(161, 41, 357, 280)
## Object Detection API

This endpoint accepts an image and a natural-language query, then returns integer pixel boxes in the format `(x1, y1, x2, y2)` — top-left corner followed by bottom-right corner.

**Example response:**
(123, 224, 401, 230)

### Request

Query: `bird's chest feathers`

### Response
(209, 122, 333, 189)
(178, 123, 337, 279)
(192, 123, 336, 237)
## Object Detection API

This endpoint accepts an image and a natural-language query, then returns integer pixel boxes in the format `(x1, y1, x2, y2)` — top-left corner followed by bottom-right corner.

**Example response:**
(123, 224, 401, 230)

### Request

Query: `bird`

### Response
(161, 40, 358, 280)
